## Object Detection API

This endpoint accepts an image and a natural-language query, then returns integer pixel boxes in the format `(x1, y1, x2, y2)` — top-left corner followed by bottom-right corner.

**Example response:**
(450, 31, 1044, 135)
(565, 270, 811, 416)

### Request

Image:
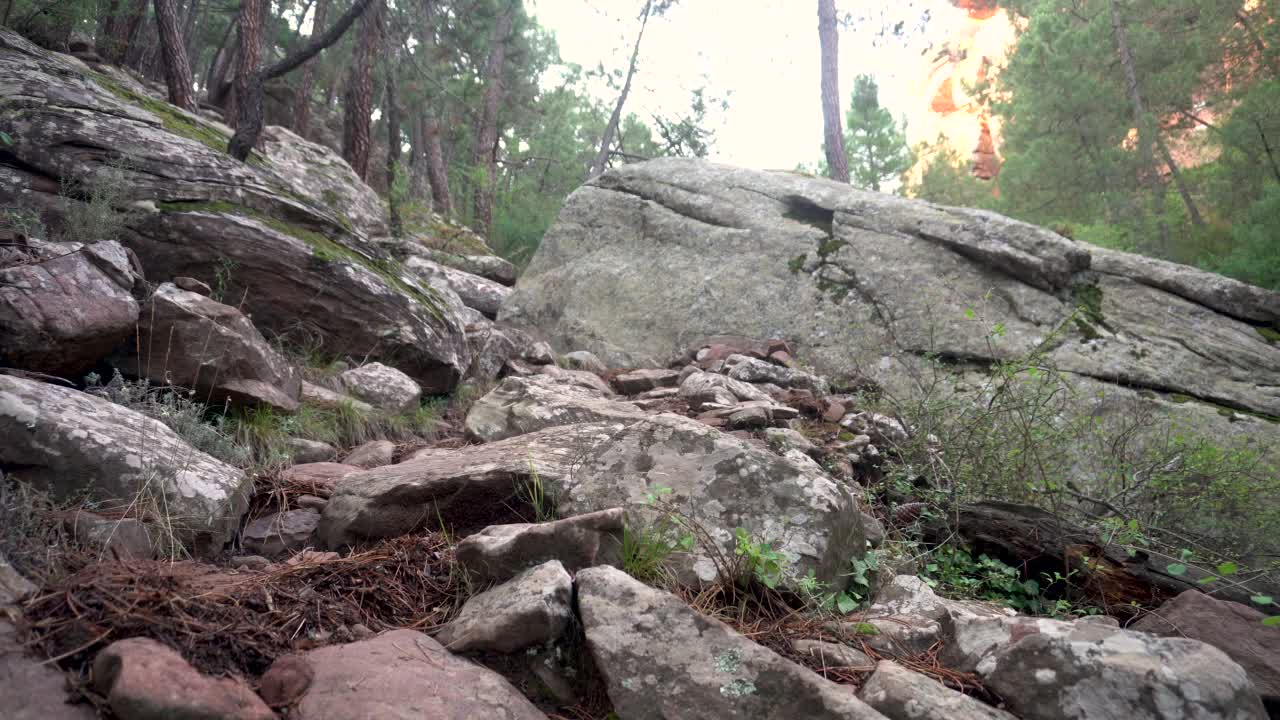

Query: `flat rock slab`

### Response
(258, 629, 544, 719)
(1131, 589, 1280, 704)
(436, 560, 573, 653)
(456, 507, 625, 582)
(122, 282, 301, 412)
(464, 374, 644, 442)
(613, 368, 682, 395)
(279, 463, 362, 498)
(341, 440, 395, 469)
(242, 509, 321, 558)
(0, 375, 250, 552)
(322, 414, 866, 591)
(576, 566, 886, 719)
(860, 660, 1017, 720)
(92, 637, 274, 720)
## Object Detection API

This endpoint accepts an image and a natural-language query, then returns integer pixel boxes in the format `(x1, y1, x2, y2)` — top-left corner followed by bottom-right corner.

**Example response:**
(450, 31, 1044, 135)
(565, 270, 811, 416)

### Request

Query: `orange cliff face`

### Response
(884, 0, 1016, 188)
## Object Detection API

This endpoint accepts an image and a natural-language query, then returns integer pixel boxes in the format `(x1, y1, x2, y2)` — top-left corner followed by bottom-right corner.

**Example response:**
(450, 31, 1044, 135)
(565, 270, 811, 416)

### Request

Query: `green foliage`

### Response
(844, 75, 914, 192)
(733, 527, 785, 589)
(907, 136, 994, 208)
(620, 486, 696, 585)
(517, 458, 555, 522)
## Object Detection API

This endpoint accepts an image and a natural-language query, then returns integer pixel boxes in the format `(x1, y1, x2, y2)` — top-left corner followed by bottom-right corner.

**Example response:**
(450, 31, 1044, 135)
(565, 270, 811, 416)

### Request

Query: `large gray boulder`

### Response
(319, 414, 866, 590)
(576, 566, 886, 719)
(0, 375, 251, 551)
(0, 238, 140, 378)
(402, 255, 511, 318)
(0, 29, 469, 392)
(501, 158, 1279, 448)
(435, 560, 573, 654)
(121, 282, 301, 412)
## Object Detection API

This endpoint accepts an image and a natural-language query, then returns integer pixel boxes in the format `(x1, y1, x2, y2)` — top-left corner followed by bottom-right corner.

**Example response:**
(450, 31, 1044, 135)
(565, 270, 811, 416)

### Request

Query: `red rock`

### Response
(92, 637, 275, 720)
(823, 401, 847, 423)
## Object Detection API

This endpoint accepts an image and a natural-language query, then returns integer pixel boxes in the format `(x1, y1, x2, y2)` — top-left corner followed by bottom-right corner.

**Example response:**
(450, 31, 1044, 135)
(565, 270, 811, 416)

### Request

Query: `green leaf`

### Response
(1216, 561, 1238, 576)
(1166, 563, 1188, 576)
(1250, 595, 1273, 605)
(1197, 576, 1218, 585)
(0, 131, 12, 145)
(836, 593, 857, 614)
(964, 307, 975, 320)
(1263, 616, 1280, 628)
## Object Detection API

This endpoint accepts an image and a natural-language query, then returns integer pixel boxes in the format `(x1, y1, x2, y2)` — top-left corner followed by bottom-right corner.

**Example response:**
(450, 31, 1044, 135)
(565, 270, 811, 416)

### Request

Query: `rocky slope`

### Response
(501, 158, 1280, 458)
(1, 30, 1278, 720)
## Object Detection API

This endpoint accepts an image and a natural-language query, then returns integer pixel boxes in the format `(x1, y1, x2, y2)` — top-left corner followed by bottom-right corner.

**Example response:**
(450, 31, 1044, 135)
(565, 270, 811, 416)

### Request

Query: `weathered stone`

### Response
(562, 350, 608, 374)
(278, 463, 361, 498)
(1131, 589, 1280, 705)
(408, 246, 517, 286)
(66, 511, 155, 560)
(299, 382, 373, 414)
(257, 629, 544, 719)
(840, 412, 908, 448)
(456, 507, 625, 582)
(0, 554, 35, 608)
(122, 283, 301, 412)
(1, 621, 95, 720)
(978, 627, 1267, 720)
(500, 158, 1280, 464)
(0, 31, 469, 392)
(635, 386, 679, 400)
(462, 322, 550, 385)
(1091, 246, 1280, 324)
(284, 438, 335, 464)
(537, 364, 614, 394)
(295, 495, 327, 512)
(464, 374, 644, 442)
(321, 414, 865, 590)
(340, 440, 395, 469)
(944, 614, 1120, 673)
(763, 427, 817, 455)
(724, 354, 829, 395)
(402, 255, 511, 318)
(860, 660, 1018, 720)
(242, 509, 320, 558)
(0, 239, 140, 378)
(92, 637, 275, 720)
(790, 639, 874, 669)
(172, 276, 211, 295)
(678, 370, 772, 411)
(335, 363, 421, 413)
(436, 560, 573, 653)
(0, 376, 250, 551)
(576, 566, 885, 719)
(613, 368, 681, 395)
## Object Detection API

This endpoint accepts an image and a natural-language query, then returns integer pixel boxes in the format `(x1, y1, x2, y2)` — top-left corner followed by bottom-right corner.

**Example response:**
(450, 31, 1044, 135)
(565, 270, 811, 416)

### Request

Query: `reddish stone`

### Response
(823, 401, 847, 423)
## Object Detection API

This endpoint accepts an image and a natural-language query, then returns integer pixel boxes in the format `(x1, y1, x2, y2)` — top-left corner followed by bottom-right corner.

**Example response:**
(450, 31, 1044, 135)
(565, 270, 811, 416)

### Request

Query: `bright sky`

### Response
(527, 0, 961, 170)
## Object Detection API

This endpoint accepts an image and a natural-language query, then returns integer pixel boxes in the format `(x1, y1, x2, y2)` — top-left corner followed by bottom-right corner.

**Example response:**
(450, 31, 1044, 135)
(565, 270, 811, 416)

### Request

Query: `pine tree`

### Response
(843, 74, 912, 192)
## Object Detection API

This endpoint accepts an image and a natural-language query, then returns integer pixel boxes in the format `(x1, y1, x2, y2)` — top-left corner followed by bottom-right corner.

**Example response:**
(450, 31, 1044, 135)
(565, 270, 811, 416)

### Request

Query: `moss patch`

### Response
(158, 200, 444, 320)
(89, 72, 264, 165)
(1073, 284, 1105, 325)
(1255, 327, 1280, 344)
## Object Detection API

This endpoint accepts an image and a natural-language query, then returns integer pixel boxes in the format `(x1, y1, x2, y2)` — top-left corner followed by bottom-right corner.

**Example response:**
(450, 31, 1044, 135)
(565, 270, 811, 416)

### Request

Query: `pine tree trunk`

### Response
(180, 0, 202, 62)
(471, 0, 516, 239)
(206, 16, 237, 107)
(1108, 0, 1169, 249)
(411, 0, 454, 216)
(818, 0, 850, 183)
(291, 0, 329, 136)
(586, 0, 652, 180)
(342, 0, 383, 180)
(385, 59, 403, 236)
(154, 0, 197, 111)
(409, 114, 430, 200)
(104, 0, 149, 65)
(232, 0, 263, 132)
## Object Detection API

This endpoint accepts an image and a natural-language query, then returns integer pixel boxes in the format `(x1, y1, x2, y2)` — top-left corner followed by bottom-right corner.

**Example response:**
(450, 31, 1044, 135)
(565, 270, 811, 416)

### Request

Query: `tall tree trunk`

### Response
(385, 59, 403, 236)
(232, 0, 263, 132)
(154, 0, 197, 110)
(586, 0, 652, 180)
(1108, 0, 1170, 249)
(206, 15, 237, 107)
(228, 0, 375, 160)
(818, 0, 850, 183)
(104, 0, 148, 65)
(471, 0, 516, 239)
(342, 0, 383, 179)
(411, 0, 454, 215)
(291, 0, 330, 136)
(180, 0, 202, 61)
(409, 114, 430, 200)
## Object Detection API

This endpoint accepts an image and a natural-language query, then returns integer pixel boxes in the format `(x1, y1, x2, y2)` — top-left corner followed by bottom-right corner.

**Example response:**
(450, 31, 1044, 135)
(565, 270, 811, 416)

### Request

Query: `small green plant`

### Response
(620, 487, 696, 585)
(211, 257, 238, 303)
(733, 527, 786, 589)
(1164, 549, 1280, 627)
(517, 459, 555, 522)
